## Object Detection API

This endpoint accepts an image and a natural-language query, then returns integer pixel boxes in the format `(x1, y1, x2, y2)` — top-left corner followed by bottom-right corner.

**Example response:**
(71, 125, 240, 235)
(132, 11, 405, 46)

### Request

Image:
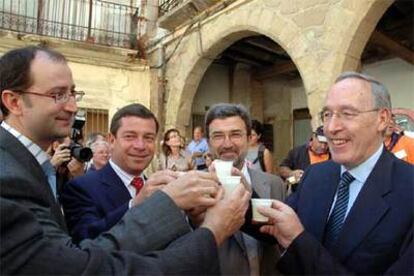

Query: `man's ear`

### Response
(1, 90, 23, 116)
(108, 133, 116, 144)
(378, 108, 391, 133)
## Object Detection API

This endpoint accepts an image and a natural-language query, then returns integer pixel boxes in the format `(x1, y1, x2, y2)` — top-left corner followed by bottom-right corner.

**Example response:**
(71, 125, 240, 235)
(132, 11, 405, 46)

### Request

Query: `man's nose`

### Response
(222, 135, 234, 147)
(64, 97, 77, 113)
(132, 138, 146, 149)
(324, 114, 343, 134)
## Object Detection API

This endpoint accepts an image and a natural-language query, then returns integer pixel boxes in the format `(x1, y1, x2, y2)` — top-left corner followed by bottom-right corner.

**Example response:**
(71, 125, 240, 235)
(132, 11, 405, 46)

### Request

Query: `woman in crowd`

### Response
(158, 128, 194, 172)
(246, 120, 273, 173)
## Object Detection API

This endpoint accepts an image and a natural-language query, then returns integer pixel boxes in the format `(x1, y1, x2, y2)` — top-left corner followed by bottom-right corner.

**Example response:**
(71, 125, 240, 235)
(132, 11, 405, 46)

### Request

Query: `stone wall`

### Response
(0, 33, 151, 124)
(153, 0, 394, 152)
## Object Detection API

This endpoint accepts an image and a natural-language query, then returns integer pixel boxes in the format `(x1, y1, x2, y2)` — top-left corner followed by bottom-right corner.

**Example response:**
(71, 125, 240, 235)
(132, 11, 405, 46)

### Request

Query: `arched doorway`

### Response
(191, 35, 306, 167)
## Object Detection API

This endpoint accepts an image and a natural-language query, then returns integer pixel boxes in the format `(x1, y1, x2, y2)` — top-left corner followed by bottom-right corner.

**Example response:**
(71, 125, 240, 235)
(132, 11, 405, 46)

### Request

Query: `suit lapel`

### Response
(0, 128, 46, 183)
(231, 169, 268, 254)
(0, 128, 67, 229)
(335, 150, 392, 260)
(99, 163, 132, 203)
(248, 168, 270, 199)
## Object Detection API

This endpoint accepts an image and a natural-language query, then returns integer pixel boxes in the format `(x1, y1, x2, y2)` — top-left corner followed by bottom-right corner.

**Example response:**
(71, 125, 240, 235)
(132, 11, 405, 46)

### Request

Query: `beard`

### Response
(214, 149, 246, 170)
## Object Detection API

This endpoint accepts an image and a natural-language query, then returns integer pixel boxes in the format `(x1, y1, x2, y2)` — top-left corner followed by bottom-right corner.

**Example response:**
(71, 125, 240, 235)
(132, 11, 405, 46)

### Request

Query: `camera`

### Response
(70, 110, 93, 162)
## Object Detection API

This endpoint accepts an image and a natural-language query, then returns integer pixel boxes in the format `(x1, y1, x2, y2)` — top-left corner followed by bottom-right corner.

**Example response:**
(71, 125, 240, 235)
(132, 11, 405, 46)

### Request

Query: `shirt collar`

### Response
(241, 161, 252, 186)
(1, 121, 50, 166)
(192, 137, 206, 145)
(341, 144, 384, 183)
(109, 158, 145, 187)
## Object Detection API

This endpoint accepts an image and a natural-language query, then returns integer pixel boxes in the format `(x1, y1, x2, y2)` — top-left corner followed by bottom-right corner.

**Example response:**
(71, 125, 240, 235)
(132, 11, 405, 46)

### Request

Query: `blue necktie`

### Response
(324, 171, 355, 250)
(41, 160, 57, 200)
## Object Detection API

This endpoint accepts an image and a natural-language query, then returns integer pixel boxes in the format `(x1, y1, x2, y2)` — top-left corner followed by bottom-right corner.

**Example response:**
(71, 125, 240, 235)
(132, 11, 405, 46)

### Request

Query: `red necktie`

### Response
(131, 177, 144, 195)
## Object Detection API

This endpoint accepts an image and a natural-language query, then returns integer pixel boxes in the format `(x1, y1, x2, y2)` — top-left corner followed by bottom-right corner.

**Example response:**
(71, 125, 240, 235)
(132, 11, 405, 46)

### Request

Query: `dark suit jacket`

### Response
(0, 197, 220, 275)
(0, 127, 210, 256)
(61, 163, 132, 242)
(218, 168, 286, 275)
(278, 149, 414, 275)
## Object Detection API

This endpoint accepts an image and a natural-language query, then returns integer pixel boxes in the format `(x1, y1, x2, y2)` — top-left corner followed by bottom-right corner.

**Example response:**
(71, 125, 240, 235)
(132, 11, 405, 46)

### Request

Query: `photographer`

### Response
(48, 137, 86, 194)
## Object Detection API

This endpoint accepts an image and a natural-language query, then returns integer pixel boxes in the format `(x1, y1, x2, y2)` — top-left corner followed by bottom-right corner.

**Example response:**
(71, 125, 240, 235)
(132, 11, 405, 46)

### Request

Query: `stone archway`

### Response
(319, 0, 394, 83)
(161, 0, 396, 134)
(163, 0, 311, 133)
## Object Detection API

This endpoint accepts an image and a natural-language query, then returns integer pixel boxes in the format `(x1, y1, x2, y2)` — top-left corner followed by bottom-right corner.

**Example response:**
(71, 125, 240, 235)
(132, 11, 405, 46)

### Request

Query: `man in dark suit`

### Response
(258, 72, 413, 275)
(203, 103, 286, 275)
(61, 103, 193, 242)
(0, 46, 251, 274)
(0, 196, 219, 275)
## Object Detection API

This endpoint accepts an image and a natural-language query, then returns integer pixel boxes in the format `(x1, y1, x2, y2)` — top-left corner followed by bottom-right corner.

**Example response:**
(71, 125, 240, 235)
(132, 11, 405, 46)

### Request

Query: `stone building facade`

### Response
(1, 0, 411, 165)
(152, 0, 402, 161)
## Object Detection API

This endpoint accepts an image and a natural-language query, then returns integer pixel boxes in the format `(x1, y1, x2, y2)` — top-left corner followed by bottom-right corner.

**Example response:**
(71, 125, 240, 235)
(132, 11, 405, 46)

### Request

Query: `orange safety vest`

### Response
(308, 150, 330, 165)
(385, 134, 414, 165)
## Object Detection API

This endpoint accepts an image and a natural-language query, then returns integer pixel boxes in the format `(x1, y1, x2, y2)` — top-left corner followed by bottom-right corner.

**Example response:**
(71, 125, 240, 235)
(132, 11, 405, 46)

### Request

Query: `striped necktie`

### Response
(41, 160, 57, 200)
(324, 171, 355, 250)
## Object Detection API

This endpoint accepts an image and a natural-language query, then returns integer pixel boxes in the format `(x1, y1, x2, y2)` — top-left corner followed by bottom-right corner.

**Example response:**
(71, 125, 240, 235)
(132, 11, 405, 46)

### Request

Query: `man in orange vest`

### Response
(279, 126, 330, 191)
(384, 116, 414, 164)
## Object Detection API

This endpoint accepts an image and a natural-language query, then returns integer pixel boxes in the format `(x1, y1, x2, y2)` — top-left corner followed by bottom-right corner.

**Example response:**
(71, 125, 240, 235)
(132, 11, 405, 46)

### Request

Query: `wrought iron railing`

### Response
(0, 0, 141, 49)
(159, 0, 183, 16)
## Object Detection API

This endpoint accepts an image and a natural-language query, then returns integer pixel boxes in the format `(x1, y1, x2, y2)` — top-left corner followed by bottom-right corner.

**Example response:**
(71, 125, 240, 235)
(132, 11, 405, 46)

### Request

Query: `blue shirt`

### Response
(329, 144, 384, 220)
(186, 138, 209, 166)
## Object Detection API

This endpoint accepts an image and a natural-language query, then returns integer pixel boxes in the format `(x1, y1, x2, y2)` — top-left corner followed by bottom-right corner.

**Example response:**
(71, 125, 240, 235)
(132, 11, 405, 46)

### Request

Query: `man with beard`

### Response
(203, 103, 286, 275)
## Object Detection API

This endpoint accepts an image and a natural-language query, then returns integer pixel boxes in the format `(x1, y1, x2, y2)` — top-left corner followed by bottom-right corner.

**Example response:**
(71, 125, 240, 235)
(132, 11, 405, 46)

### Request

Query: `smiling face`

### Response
(309, 135, 328, 155)
(109, 116, 156, 175)
(165, 130, 181, 148)
(208, 116, 249, 169)
(11, 52, 76, 149)
(323, 78, 389, 169)
(92, 143, 110, 169)
(193, 127, 203, 142)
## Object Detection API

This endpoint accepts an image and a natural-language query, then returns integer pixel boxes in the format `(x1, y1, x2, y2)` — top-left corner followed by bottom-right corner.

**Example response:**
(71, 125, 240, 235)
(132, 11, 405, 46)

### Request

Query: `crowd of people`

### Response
(0, 46, 412, 275)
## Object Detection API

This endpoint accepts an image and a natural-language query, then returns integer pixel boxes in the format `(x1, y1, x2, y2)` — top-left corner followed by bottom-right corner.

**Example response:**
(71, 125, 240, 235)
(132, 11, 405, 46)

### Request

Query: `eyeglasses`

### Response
(210, 131, 246, 143)
(14, 90, 85, 104)
(320, 108, 379, 123)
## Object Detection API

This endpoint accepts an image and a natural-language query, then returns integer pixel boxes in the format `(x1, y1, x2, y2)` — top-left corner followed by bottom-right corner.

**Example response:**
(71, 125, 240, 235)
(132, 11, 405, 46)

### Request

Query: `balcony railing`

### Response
(0, 0, 141, 49)
(159, 0, 183, 17)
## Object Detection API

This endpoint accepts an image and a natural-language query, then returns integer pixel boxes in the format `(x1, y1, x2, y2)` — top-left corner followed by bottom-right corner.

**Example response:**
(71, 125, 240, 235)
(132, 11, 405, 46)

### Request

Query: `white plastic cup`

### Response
(214, 160, 233, 178)
(251, 198, 273, 222)
(287, 176, 297, 184)
(220, 176, 241, 198)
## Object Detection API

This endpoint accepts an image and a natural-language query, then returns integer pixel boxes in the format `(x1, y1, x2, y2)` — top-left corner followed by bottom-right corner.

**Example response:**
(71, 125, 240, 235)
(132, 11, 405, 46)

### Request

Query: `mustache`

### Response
(218, 149, 238, 155)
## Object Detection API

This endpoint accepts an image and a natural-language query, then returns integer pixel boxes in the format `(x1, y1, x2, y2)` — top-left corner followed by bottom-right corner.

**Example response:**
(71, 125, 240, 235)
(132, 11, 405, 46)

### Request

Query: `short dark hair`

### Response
(0, 46, 67, 117)
(110, 103, 159, 136)
(314, 126, 324, 137)
(193, 126, 204, 133)
(251, 119, 264, 136)
(204, 103, 252, 139)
